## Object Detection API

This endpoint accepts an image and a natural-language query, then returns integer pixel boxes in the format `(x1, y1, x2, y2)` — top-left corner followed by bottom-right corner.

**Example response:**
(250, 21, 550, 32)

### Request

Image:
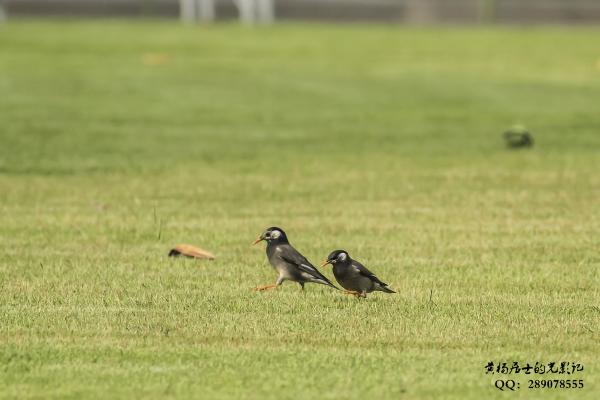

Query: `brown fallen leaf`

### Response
(168, 244, 215, 260)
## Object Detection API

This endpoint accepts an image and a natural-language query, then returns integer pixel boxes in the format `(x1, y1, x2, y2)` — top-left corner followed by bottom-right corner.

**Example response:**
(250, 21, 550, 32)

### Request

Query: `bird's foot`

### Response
(342, 290, 364, 298)
(254, 284, 278, 292)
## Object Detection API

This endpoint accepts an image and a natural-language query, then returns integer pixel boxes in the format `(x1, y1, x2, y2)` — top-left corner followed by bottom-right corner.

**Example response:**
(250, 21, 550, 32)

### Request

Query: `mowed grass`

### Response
(1, 20, 599, 399)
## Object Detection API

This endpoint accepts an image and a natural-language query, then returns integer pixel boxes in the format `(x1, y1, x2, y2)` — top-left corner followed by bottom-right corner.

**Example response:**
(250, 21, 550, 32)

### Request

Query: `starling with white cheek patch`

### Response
(321, 250, 395, 298)
(252, 227, 338, 292)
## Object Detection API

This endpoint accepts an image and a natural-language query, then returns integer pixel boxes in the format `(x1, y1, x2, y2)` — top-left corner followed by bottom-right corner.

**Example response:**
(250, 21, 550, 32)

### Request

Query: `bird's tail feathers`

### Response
(379, 284, 396, 294)
(316, 278, 340, 290)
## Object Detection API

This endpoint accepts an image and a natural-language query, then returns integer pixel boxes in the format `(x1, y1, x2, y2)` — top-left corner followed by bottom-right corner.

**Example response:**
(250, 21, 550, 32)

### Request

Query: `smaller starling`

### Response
(168, 244, 215, 260)
(321, 250, 395, 298)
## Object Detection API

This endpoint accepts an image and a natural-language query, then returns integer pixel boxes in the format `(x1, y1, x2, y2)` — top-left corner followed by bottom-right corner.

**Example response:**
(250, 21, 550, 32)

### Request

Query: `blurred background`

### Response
(3, 0, 600, 24)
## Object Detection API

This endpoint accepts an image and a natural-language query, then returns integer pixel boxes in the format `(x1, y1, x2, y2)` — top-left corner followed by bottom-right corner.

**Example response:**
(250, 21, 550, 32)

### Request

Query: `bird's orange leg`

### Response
(342, 290, 363, 298)
(254, 284, 279, 292)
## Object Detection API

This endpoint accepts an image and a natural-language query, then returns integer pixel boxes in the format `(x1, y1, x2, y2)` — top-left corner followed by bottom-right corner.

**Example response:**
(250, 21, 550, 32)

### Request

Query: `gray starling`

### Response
(252, 227, 338, 291)
(321, 250, 395, 298)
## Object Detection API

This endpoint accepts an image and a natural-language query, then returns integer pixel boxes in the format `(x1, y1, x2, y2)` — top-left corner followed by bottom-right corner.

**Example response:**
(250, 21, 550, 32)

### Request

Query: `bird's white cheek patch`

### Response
(338, 253, 347, 261)
(271, 230, 281, 239)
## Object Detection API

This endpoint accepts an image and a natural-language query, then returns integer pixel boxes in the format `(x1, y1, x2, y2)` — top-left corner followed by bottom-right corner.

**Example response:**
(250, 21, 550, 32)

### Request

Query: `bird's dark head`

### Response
(252, 227, 288, 245)
(321, 249, 350, 267)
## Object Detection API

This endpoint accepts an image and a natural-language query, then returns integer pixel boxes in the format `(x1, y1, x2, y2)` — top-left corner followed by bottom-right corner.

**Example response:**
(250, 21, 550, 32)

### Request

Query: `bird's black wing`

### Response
(352, 260, 388, 286)
(280, 246, 338, 289)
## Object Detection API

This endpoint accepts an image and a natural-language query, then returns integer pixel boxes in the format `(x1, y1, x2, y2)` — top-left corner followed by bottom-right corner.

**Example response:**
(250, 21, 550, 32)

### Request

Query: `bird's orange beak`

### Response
(320, 260, 331, 268)
(252, 237, 263, 246)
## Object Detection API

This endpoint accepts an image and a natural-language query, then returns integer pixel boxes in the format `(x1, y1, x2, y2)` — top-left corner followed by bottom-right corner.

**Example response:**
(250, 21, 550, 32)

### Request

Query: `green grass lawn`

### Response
(1, 20, 599, 399)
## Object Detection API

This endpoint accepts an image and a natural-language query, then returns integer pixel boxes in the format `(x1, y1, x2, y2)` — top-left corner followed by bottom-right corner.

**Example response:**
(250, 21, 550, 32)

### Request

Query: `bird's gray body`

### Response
(332, 258, 395, 296)
(266, 242, 337, 289)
